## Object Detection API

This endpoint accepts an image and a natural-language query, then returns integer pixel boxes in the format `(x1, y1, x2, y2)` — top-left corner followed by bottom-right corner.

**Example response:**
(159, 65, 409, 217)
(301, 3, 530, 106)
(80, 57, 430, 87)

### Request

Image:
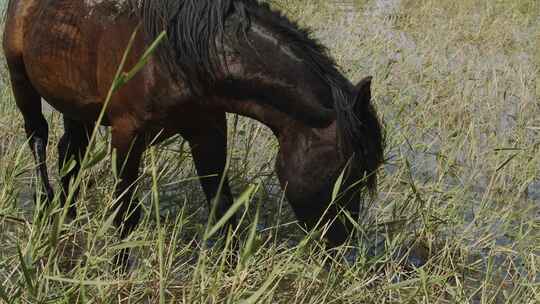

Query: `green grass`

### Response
(0, 0, 539, 303)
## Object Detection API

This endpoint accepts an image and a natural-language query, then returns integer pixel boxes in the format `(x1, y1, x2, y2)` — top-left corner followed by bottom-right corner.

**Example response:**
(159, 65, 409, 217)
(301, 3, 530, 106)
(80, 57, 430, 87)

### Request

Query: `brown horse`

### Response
(3, 0, 384, 265)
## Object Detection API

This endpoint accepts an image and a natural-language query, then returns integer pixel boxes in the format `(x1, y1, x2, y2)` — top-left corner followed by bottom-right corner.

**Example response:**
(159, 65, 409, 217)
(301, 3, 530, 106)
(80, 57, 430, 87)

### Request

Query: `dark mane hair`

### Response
(131, 0, 250, 95)
(133, 0, 384, 193)
(243, 2, 348, 90)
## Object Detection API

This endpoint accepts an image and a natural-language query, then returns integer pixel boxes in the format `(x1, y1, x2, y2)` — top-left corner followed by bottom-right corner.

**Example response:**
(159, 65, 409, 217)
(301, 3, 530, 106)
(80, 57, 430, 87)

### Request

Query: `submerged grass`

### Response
(0, 0, 538, 303)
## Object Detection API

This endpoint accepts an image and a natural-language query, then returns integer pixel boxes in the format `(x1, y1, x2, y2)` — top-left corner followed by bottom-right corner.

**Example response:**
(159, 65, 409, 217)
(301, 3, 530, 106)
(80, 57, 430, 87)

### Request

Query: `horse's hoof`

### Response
(405, 244, 429, 268)
(407, 253, 427, 268)
(343, 247, 358, 265)
(391, 241, 429, 270)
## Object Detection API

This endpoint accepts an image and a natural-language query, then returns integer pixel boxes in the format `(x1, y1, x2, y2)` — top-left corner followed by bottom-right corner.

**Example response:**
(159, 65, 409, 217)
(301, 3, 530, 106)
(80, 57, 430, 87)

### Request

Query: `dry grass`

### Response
(0, 0, 538, 303)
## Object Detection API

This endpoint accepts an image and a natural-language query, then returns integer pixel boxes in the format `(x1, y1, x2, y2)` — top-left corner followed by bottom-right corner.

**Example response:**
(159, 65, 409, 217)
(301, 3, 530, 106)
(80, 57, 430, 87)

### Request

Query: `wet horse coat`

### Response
(3, 0, 384, 265)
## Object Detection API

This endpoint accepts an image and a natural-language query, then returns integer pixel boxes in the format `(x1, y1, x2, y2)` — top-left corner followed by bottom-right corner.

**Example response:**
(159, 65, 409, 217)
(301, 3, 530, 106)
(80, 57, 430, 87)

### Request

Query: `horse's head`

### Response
(274, 76, 384, 246)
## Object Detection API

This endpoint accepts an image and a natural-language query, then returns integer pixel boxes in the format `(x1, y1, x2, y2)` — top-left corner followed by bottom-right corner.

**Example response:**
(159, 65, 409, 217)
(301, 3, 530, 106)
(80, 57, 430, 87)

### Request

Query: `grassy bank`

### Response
(0, 0, 538, 303)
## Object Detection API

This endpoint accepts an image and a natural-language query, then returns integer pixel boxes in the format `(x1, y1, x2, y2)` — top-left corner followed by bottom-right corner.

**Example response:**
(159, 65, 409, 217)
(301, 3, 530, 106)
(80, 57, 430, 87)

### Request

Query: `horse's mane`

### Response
(129, 0, 245, 95)
(131, 0, 347, 95)
(243, 2, 349, 92)
(132, 0, 384, 192)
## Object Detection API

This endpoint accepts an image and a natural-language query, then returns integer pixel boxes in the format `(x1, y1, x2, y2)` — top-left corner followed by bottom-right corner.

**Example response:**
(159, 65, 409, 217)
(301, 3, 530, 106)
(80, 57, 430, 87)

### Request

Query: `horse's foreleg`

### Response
(6, 58, 54, 206)
(57, 116, 94, 218)
(110, 120, 145, 269)
(183, 112, 236, 243)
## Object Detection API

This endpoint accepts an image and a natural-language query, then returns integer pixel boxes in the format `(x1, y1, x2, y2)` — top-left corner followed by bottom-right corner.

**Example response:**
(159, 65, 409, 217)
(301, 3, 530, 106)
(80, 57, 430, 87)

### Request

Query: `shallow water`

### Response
(316, 0, 540, 290)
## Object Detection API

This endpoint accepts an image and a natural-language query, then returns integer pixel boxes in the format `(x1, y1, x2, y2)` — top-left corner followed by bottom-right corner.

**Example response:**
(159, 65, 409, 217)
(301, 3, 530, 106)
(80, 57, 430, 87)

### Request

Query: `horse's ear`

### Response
(353, 76, 372, 113)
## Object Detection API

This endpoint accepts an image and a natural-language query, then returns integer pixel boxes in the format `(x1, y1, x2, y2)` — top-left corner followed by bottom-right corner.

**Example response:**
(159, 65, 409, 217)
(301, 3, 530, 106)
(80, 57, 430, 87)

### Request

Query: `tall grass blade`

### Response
(240, 200, 261, 267)
(16, 244, 36, 297)
(204, 184, 258, 240)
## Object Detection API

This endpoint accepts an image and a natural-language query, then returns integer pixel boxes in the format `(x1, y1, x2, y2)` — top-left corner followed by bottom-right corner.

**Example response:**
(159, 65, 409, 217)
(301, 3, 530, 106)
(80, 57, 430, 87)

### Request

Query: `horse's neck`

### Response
(212, 95, 294, 136)
(208, 74, 334, 136)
